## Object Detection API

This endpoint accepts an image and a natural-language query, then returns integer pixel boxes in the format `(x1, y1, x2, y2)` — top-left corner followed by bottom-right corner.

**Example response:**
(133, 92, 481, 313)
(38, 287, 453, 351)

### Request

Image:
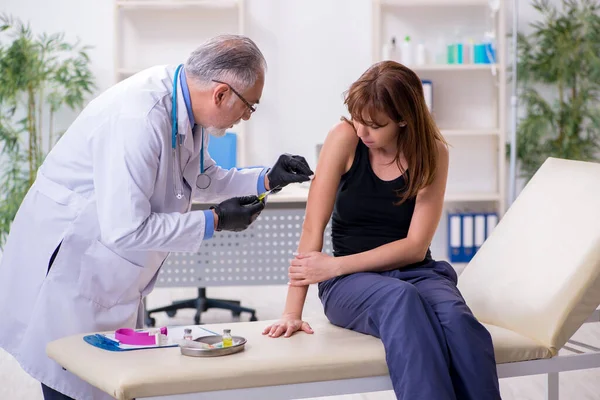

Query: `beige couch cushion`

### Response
(47, 316, 552, 400)
(482, 323, 552, 364)
(458, 157, 600, 356)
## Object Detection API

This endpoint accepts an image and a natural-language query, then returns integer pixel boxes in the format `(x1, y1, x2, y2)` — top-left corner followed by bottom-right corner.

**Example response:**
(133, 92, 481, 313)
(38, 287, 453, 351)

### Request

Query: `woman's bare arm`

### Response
(263, 122, 357, 337)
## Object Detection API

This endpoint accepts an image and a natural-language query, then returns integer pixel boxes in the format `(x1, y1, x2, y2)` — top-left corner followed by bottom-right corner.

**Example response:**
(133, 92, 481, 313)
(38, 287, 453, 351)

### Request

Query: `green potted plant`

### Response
(515, 0, 600, 181)
(0, 14, 95, 245)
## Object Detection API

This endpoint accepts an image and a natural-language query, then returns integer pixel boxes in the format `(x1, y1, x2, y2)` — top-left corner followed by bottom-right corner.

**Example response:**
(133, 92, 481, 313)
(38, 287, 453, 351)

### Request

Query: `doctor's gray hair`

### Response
(185, 35, 267, 91)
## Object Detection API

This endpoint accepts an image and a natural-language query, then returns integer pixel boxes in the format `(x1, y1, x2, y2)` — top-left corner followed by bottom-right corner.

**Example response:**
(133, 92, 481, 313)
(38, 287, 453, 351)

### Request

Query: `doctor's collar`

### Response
(179, 67, 196, 128)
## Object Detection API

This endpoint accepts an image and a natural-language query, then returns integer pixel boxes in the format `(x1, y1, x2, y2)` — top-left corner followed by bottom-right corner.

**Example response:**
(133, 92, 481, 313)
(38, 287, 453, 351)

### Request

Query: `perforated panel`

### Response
(156, 209, 333, 287)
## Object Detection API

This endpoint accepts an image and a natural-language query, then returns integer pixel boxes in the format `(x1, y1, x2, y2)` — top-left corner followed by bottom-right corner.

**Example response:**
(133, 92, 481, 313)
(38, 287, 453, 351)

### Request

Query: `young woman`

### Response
(263, 61, 501, 400)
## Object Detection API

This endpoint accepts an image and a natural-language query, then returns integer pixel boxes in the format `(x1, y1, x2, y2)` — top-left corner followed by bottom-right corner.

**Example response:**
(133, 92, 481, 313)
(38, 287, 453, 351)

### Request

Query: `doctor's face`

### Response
(209, 74, 264, 135)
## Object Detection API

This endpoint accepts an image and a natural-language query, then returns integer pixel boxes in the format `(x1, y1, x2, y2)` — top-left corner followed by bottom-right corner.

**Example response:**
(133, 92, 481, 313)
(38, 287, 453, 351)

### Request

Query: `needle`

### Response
(258, 186, 280, 202)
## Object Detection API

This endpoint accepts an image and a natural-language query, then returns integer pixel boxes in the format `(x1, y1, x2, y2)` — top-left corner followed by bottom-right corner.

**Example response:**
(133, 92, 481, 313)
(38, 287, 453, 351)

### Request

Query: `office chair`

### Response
(145, 287, 257, 326)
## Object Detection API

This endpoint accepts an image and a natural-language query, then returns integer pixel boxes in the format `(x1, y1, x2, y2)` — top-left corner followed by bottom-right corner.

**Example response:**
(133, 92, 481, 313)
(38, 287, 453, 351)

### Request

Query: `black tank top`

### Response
(331, 140, 432, 265)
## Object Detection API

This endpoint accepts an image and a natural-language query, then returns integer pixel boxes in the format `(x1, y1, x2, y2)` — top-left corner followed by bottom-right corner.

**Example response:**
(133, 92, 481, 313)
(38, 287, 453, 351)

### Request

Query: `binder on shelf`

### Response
(485, 212, 498, 239)
(474, 213, 486, 252)
(462, 213, 474, 262)
(448, 212, 462, 263)
(421, 80, 433, 113)
(208, 132, 237, 169)
(447, 211, 499, 263)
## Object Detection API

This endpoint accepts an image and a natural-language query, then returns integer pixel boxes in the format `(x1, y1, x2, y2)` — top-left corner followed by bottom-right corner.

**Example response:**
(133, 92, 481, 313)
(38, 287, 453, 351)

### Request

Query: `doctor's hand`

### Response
(262, 314, 314, 338)
(288, 252, 341, 286)
(266, 154, 314, 190)
(211, 196, 265, 232)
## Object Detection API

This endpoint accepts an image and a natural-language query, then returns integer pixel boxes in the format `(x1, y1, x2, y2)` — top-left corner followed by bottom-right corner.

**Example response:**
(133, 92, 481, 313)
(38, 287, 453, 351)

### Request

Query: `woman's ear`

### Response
(398, 121, 407, 127)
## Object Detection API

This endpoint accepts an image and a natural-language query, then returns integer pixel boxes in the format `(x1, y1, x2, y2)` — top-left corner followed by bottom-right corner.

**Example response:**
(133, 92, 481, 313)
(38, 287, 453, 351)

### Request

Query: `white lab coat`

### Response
(0, 65, 263, 399)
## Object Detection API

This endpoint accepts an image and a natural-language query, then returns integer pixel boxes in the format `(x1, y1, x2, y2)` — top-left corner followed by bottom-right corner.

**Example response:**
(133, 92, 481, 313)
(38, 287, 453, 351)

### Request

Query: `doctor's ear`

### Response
(213, 85, 228, 105)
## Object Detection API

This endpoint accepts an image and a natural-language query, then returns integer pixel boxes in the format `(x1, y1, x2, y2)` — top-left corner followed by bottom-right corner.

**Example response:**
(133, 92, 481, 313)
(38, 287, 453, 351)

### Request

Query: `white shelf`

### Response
(380, 0, 491, 6)
(444, 192, 500, 202)
(371, 0, 507, 223)
(441, 129, 499, 136)
(116, 0, 239, 9)
(407, 64, 498, 72)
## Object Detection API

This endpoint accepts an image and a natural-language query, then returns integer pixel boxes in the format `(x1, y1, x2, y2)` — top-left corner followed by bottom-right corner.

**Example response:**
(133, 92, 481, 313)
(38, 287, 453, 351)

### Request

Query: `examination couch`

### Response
(46, 157, 600, 400)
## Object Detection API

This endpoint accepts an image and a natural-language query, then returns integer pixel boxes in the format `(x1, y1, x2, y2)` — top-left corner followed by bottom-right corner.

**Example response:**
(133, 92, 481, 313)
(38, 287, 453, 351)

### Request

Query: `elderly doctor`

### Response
(0, 35, 313, 400)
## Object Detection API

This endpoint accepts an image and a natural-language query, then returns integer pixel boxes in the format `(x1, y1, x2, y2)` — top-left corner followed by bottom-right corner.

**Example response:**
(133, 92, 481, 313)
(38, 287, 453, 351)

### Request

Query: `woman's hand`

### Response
(288, 251, 341, 286)
(262, 315, 314, 338)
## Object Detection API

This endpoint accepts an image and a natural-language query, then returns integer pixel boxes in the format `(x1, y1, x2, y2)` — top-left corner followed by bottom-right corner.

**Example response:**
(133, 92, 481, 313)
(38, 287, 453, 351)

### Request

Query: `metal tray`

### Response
(179, 335, 247, 357)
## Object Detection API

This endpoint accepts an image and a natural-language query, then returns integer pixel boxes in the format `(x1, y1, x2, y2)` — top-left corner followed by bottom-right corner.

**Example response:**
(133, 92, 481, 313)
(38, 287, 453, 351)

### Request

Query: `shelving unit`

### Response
(115, 0, 240, 8)
(441, 128, 499, 137)
(409, 63, 499, 71)
(372, 0, 507, 264)
(381, 0, 491, 6)
(113, 0, 249, 166)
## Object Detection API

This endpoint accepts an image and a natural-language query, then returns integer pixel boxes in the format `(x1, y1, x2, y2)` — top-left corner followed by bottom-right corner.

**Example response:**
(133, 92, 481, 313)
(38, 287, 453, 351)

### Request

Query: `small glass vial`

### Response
(222, 329, 233, 347)
(183, 328, 193, 341)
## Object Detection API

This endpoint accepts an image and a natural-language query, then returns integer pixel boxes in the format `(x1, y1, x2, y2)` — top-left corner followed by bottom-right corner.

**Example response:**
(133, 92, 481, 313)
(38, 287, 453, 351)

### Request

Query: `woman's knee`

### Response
(443, 303, 488, 336)
(379, 281, 422, 313)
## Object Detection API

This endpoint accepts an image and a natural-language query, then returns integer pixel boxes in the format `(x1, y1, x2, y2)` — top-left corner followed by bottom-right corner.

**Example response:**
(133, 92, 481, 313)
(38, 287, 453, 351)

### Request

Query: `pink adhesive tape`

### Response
(114, 327, 168, 345)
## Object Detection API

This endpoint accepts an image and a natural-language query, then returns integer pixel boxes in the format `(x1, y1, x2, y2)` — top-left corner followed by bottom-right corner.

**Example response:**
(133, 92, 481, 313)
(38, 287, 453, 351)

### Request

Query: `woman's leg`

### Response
(319, 272, 456, 400)
(390, 262, 501, 400)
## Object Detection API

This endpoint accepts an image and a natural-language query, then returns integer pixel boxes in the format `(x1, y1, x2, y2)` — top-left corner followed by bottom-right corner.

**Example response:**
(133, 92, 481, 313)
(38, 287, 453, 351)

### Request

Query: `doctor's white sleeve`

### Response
(92, 115, 208, 253)
(193, 133, 266, 204)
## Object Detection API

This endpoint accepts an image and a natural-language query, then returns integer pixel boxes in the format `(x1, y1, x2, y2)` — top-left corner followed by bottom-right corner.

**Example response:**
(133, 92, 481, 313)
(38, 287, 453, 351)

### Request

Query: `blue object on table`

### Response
(84, 325, 221, 352)
(208, 132, 237, 169)
(82, 334, 176, 352)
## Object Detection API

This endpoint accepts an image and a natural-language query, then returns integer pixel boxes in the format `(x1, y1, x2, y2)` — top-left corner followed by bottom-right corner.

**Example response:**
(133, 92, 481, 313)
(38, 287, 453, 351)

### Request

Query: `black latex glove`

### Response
(266, 154, 314, 190)
(210, 196, 265, 232)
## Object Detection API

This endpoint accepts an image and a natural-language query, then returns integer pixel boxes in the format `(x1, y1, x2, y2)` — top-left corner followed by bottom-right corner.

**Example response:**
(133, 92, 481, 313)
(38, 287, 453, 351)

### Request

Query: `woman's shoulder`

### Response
(320, 120, 360, 174)
(325, 120, 359, 148)
(435, 138, 449, 164)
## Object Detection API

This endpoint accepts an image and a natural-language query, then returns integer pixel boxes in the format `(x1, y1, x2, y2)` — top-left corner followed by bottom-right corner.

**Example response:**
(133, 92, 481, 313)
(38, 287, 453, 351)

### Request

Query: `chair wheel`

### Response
(145, 317, 156, 327)
(166, 310, 177, 318)
(250, 315, 258, 322)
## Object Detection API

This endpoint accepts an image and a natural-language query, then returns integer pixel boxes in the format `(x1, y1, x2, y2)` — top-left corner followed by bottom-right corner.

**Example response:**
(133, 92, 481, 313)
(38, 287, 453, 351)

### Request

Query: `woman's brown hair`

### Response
(342, 60, 447, 205)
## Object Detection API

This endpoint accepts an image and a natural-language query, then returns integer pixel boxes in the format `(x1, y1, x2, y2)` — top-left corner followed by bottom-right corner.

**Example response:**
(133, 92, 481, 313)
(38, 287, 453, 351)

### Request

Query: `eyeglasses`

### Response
(212, 79, 256, 114)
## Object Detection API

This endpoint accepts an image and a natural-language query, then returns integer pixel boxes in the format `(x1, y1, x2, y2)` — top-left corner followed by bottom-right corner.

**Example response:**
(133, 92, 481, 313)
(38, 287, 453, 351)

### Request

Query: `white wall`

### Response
(244, 0, 372, 168)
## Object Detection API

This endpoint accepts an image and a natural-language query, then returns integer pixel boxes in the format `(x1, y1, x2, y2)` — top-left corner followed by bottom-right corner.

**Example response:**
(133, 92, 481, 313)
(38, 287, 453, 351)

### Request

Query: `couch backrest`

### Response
(457, 157, 600, 355)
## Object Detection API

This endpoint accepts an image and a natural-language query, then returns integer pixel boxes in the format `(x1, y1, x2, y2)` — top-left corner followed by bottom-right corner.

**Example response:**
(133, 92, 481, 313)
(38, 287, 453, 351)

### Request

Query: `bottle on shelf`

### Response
(416, 42, 427, 66)
(447, 29, 464, 65)
(400, 35, 413, 66)
(434, 36, 447, 65)
(382, 36, 397, 61)
(483, 31, 496, 64)
(463, 38, 475, 64)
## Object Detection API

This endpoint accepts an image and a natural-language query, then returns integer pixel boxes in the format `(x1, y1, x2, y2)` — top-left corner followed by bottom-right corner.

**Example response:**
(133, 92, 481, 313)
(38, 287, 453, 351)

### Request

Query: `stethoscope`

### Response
(172, 64, 211, 200)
